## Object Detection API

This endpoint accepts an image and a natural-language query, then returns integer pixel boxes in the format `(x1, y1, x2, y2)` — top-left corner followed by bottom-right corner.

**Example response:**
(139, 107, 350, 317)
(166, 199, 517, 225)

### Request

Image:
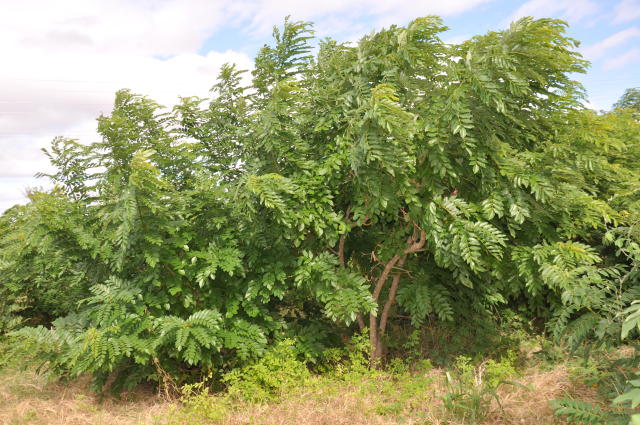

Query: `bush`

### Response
(222, 340, 310, 402)
(441, 353, 523, 423)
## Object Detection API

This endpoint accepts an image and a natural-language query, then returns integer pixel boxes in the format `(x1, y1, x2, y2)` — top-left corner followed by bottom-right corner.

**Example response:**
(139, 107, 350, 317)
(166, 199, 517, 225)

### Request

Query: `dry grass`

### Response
(485, 365, 600, 425)
(205, 365, 600, 425)
(0, 369, 170, 425)
(225, 390, 403, 425)
(0, 362, 603, 425)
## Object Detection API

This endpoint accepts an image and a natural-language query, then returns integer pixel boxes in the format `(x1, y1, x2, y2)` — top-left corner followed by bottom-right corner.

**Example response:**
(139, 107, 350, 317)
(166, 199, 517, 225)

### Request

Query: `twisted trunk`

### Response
(369, 226, 426, 365)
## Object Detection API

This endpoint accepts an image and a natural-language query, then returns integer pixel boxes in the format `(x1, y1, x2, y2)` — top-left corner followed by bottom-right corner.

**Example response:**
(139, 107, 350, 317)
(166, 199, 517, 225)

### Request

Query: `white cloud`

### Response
(0, 1, 252, 212)
(0, 199, 28, 214)
(0, 0, 230, 57)
(507, 0, 600, 24)
(0, 177, 47, 213)
(614, 0, 640, 24)
(603, 48, 640, 70)
(582, 27, 640, 61)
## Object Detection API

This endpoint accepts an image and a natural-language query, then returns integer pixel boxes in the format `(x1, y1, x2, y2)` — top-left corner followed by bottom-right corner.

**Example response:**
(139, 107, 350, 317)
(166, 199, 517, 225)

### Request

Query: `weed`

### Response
(168, 381, 231, 424)
(222, 339, 310, 403)
(440, 353, 524, 423)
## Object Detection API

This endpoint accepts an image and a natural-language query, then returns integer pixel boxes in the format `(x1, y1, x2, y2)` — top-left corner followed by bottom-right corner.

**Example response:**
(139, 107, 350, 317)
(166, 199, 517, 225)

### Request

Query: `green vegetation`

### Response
(614, 87, 640, 112)
(2, 14, 640, 424)
(169, 332, 522, 424)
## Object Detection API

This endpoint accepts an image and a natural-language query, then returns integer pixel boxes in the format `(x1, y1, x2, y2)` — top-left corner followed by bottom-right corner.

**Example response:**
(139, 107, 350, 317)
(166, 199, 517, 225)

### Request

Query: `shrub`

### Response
(222, 340, 310, 402)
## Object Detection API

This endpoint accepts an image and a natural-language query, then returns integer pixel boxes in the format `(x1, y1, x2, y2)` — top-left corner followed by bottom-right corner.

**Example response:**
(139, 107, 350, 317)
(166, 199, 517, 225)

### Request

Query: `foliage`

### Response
(551, 218, 640, 422)
(1, 13, 640, 394)
(221, 339, 310, 402)
(441, 354, 523, 423)
(613, 87, 640, 112)
(171, 340, 436, 424)
(169, 381, 231, 424)
(551, 398, 620, 425)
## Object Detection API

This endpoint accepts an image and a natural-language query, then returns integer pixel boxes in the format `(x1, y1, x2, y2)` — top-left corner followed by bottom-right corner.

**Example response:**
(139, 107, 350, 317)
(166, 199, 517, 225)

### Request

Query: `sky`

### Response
(1, 0, 639, 213)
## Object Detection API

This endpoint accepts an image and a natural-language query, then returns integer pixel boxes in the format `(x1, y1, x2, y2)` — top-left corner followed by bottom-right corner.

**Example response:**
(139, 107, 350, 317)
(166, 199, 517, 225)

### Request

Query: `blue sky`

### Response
(1, 0, 639, 212)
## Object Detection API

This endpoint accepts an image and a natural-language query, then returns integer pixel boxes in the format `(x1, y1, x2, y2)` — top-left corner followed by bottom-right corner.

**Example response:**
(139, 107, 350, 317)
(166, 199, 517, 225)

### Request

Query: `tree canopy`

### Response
(2, 15, 640, 393)
(614, 87, 640, 112)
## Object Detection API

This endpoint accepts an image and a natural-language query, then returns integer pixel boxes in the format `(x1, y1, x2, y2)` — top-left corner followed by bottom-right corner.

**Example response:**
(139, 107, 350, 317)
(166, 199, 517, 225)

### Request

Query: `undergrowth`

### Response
(551, 346, 640, 425)
(1, 322, 621, 425)
(168, 329, 526, 425)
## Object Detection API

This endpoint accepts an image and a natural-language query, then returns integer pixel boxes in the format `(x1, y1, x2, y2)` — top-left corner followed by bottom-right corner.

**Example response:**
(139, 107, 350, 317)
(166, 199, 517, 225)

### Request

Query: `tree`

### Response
(242, 16, 616, 361)
(614, 87, 640, 111)
(3, 15, 640, 390)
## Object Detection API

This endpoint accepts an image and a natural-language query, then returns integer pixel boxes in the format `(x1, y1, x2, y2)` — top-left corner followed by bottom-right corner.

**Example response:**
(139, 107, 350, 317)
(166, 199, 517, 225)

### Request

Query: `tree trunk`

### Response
(368, 225, 426, 366)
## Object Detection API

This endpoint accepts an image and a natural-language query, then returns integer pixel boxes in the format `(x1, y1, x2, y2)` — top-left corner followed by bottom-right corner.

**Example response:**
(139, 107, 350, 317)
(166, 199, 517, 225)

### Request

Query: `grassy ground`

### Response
(0, 369, 170, 425)
(0, 360, 601, 425)
(170, 364, 602, 425)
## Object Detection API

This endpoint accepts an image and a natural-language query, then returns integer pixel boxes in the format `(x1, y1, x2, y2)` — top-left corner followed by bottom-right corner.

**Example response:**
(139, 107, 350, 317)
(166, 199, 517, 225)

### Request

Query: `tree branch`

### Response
(338, 235, 346, 268)
(379, 255, 407, 336)
(338, 206, 351, 268)
(404, 225, 426, 254)
(356, 314, 366, 332)
(369, 222, 426, 362)
(372, 224, 427, 358)
(371, 254, 402, 302)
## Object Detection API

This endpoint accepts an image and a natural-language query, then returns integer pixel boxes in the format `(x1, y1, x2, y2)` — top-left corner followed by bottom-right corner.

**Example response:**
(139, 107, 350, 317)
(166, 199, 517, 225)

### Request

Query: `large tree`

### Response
(241, 16, 631, 361)
(3, 16, 640, 390)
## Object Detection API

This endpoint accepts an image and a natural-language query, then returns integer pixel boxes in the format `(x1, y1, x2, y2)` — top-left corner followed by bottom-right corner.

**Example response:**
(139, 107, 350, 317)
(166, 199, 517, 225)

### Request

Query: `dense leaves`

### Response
(1, 15, 640, 395)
